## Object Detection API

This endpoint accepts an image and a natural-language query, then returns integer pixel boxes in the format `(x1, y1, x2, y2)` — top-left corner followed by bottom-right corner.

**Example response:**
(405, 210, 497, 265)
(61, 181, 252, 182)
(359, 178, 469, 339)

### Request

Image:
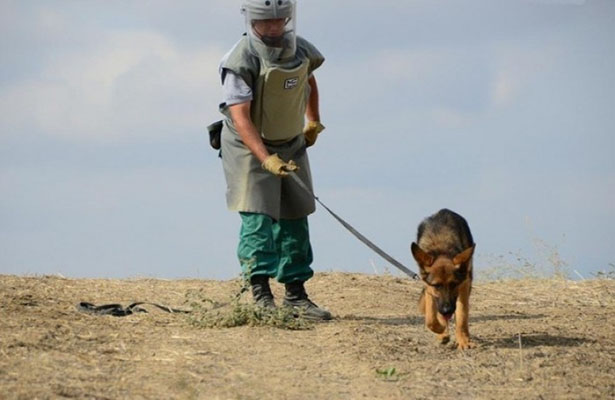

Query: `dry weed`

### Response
(185, 284, 312, 330)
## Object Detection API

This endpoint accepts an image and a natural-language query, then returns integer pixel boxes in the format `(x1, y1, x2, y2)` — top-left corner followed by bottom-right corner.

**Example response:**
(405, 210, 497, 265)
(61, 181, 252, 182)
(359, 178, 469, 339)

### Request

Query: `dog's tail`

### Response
(418, 288, 426, 315)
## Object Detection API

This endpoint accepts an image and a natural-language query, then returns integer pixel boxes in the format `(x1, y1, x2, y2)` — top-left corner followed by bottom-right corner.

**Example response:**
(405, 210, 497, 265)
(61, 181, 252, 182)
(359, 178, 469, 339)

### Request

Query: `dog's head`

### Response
(411, 242, 475, 319)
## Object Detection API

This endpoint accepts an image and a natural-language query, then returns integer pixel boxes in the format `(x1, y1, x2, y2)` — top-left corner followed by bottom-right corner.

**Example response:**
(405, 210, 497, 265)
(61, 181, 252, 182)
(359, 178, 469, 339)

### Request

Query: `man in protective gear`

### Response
(216, 0, 330, 320)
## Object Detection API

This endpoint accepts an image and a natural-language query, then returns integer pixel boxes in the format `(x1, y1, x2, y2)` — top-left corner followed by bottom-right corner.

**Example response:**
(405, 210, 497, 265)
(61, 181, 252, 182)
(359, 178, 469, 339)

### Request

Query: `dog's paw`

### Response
(456, 340, 476, 350)
(437, 334, 450, 345)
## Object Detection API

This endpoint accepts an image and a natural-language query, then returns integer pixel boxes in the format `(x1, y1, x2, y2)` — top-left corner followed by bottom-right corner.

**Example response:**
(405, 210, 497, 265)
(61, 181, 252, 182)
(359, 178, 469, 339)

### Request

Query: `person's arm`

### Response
(228, 101, 270, 163)
(306, 75, 320, 122)
(303, 75, 325, 147)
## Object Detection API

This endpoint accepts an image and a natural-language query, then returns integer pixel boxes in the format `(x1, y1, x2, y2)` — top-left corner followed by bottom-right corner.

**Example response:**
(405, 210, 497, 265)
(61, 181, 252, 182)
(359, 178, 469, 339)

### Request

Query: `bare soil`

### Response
(1, 273, 614, 399)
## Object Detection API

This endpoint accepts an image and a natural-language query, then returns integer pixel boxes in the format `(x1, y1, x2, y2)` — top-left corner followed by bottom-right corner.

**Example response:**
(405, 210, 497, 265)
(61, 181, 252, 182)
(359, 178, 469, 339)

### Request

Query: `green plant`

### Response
(376, 367, 404, 381)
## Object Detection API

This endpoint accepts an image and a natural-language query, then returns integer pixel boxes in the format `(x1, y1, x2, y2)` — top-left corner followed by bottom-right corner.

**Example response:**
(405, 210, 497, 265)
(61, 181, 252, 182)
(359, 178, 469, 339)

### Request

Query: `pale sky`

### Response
(1, 0, 613, 280)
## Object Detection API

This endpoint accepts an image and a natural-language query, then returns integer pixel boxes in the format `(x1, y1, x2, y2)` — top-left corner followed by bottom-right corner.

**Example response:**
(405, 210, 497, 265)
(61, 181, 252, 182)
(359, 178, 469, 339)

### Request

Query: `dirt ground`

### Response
(1, 272, 614, 400)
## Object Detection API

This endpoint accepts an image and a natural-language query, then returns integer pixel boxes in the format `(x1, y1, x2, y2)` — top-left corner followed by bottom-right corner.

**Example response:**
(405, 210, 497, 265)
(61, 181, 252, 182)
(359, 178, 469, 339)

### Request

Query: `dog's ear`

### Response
(453, 244, 475, 266)
(411, 242, 434, 268)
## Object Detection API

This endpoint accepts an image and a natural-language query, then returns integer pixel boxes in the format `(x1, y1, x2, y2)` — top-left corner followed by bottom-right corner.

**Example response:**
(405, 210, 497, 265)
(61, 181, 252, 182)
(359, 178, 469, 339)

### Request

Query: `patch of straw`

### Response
(185, 285, 312, 330)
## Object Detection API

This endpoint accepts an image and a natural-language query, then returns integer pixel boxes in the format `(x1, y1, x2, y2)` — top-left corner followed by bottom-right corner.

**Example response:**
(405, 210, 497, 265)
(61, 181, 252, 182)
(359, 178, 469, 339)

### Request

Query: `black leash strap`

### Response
(77, 301, 191, 317)
(289, 172, 420, 280)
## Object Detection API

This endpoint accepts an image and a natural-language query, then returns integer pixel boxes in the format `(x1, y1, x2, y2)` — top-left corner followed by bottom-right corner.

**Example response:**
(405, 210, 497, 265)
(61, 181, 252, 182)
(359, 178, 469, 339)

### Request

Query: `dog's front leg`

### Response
(424, 292, 449, 344)
(454, 283, 474, 350)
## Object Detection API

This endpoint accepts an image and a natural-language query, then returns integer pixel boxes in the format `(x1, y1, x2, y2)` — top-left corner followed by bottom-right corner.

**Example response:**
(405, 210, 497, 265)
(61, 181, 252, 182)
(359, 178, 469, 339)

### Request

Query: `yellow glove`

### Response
(303, 121, 325, 147)
(261, 154, 299, 177)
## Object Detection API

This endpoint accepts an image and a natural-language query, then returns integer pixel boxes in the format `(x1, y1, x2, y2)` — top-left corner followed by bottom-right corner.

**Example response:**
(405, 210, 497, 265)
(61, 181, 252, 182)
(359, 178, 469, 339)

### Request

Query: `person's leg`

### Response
(274, 217, 331, 320)
(273, 216, 314, 284)
(238, 212, 278, 308)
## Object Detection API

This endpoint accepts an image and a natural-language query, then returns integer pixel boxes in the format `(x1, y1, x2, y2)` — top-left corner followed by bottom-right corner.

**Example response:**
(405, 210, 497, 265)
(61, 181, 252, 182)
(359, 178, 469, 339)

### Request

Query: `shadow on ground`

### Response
(339, 315, 423, 326)
(473, 313, 546, 322)
(479, 333, 594, 348)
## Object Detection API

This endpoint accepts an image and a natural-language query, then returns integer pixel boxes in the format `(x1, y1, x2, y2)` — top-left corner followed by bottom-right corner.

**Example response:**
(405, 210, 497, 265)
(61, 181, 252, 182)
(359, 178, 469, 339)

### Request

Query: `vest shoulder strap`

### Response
(221, 37, 261, 89)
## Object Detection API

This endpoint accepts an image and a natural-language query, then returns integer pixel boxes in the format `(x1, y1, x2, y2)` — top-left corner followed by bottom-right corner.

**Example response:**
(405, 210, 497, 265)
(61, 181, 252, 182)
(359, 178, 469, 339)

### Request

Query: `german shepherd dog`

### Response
(411, 209, 476, 349)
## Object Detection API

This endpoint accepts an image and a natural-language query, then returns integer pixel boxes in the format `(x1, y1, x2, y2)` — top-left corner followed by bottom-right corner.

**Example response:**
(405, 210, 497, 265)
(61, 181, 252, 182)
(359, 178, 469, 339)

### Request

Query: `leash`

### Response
(77, 301, 191, 317)
(76, 277, 251, 317)
(288, 171, 420, 280)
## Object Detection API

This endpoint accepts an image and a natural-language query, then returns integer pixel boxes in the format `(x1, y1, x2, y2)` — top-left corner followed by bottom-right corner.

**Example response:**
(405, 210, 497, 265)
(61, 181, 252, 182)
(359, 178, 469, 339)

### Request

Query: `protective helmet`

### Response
(241, 0, 295, 20)
(241, 0, 297, 63)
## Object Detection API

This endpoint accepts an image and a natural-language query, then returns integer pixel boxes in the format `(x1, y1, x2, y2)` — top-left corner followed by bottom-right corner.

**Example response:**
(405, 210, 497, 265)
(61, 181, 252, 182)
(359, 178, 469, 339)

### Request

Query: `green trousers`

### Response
(238, 212, 314, 284)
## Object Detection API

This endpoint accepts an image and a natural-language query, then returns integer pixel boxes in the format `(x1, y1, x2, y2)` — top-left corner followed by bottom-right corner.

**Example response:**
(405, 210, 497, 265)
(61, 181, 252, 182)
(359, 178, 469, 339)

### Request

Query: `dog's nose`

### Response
(439, 304, 456, 316)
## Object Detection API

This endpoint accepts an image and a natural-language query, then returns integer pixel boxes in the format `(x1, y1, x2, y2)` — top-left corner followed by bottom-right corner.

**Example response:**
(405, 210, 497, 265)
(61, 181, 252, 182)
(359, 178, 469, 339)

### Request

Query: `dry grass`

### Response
(185, 284, 312, 330)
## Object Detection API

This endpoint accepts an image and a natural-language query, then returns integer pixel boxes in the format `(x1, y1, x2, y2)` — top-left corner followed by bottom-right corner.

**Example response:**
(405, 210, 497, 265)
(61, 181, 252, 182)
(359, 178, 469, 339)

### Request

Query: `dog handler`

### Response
(216, 0, 330, 320)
